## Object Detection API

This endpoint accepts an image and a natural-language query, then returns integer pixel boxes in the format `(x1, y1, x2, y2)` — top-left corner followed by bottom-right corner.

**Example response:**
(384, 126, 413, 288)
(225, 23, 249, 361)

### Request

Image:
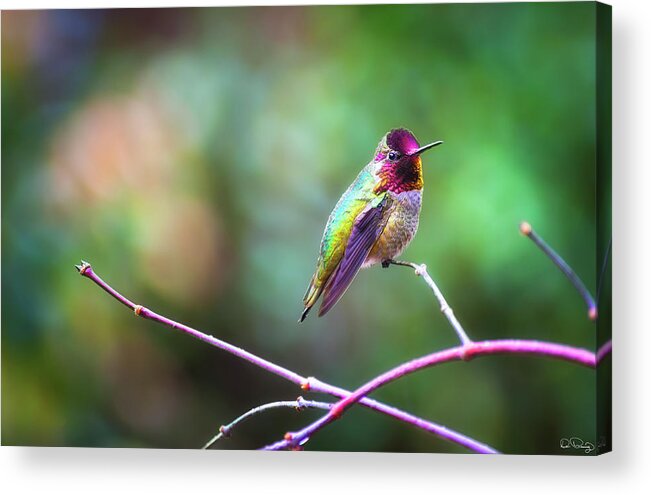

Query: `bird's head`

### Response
(373, 128, 442, 193)
(374, 128, 442, 165)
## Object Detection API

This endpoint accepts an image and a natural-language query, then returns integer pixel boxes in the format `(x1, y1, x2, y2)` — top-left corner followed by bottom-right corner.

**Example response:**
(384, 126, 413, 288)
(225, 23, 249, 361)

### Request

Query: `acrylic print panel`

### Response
(1, 2, 611, 454)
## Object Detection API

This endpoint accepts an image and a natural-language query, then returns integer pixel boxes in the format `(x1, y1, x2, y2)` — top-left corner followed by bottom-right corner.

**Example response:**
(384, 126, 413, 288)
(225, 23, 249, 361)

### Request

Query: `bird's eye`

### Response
(388, 151, 399, 161)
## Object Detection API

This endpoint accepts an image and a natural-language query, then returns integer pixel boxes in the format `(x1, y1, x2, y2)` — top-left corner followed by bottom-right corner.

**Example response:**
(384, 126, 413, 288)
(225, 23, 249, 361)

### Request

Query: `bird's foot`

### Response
(381, 259, 394, 268)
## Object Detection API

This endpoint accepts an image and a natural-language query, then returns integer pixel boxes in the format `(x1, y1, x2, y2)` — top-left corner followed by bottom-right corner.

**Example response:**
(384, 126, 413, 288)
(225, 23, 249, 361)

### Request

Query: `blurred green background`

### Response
(2, 3, 605, 453)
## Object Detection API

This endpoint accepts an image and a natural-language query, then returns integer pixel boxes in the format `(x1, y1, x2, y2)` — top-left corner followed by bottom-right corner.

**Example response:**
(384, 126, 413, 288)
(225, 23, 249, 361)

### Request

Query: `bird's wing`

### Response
(301, 166, 378, 321)
(318, 193, 392, 317)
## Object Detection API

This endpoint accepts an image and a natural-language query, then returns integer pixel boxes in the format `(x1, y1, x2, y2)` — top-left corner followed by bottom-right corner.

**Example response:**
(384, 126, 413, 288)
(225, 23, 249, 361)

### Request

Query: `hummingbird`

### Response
(300, 128, 442, 322)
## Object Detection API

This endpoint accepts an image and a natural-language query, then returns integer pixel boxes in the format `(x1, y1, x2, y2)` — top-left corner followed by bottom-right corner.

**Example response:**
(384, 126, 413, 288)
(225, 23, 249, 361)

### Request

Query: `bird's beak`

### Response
(411, 141, 443, 156)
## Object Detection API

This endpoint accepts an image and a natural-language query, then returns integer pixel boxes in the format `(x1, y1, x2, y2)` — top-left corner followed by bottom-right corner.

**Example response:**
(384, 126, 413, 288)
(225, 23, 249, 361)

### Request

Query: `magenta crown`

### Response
(386, 128, 420, 155)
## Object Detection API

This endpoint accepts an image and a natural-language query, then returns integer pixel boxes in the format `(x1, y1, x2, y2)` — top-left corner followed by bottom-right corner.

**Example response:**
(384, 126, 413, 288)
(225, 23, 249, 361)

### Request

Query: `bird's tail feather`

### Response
(299, 275, 323, 322)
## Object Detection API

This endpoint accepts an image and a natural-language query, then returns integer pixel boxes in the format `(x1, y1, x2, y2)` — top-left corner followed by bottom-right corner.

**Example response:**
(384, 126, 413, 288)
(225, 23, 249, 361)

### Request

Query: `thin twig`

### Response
(596, 340, 612, 363)
(389, 260, 472, 345)
(204, 397, 332, 449)
(518, 223, 611, 365)
(75, 260, 497, 454)
(263, 339, 598, 451)
(519, 222, 598, 320)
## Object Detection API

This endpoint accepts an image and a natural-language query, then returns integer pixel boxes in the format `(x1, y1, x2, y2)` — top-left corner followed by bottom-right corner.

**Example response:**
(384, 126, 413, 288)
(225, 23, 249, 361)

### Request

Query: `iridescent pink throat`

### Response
(373, 154, 424, 194)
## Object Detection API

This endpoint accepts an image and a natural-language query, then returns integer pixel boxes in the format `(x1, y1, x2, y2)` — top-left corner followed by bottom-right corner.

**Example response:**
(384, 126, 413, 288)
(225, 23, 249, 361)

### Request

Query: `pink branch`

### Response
(305, 376, 498, 453)
(75, 261, 304, 384)
(264, 339, 598, 450)
(75, 261, 498, 454)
